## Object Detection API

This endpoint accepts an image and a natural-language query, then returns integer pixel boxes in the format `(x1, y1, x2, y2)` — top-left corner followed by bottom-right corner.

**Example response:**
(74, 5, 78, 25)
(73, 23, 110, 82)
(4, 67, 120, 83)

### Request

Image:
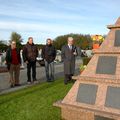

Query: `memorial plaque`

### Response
(76, 84, 98, 105)
(105, 86, 120, 109)
(96, 56, 117, 75)
(95, 115, 114, 120)
(114, 30, 120, 46)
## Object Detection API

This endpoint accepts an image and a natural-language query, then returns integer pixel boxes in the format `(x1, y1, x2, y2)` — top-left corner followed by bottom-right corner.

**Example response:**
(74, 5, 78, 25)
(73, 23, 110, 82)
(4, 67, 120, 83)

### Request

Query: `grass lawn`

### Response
(0, 78, 73, 120)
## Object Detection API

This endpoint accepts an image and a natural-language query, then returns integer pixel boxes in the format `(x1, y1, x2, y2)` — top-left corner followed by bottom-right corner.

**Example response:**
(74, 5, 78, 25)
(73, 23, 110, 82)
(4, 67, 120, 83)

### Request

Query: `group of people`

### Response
(5, 36, 78, 88)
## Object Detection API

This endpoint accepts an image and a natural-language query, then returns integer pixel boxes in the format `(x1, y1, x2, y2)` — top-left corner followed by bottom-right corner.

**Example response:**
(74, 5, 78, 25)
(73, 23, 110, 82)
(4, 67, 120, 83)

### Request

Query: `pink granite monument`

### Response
(54, 17, 120, 120)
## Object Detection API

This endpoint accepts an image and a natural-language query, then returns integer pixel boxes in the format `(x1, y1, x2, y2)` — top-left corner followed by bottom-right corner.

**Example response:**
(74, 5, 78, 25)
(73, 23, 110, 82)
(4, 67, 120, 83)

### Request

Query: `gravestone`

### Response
(96, 56, 117, 75)
(105, 86, 120, 109)
(95, 116, 114, 120)
(76, 84, 98, 105)
(114, 30, 120, 47)
(54, 17, 120, 120)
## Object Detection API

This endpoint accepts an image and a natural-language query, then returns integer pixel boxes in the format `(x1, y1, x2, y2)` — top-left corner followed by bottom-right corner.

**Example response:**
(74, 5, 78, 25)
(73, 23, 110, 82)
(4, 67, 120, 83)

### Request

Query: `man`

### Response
(23, 37, 38, 84)
(41, 38, 56, 82)
(61, 37, 78, 85)
(5, 41, 21, 87)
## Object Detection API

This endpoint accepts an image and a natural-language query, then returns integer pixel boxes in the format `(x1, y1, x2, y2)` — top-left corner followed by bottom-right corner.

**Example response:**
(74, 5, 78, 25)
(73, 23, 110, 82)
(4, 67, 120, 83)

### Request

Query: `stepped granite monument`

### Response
(54, 17, 120, 120)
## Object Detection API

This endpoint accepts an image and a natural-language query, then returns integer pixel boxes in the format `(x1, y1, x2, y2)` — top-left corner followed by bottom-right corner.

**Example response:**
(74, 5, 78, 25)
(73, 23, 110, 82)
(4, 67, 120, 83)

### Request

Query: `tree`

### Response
(53, 33, 93, 50)
(53, 35, 68, 50)
(10, 32, 23, 49)
(0, 41, 8, 52)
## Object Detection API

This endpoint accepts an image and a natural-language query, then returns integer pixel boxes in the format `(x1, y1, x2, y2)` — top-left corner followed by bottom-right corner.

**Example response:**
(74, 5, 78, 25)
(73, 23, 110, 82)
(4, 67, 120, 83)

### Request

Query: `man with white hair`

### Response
(61, 37, 78, 84)
(5, 41, 21, 87)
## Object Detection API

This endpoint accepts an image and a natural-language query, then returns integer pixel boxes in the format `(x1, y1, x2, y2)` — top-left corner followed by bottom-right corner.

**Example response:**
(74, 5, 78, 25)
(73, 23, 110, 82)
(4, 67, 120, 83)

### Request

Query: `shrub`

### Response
(83, 57, 91, 65)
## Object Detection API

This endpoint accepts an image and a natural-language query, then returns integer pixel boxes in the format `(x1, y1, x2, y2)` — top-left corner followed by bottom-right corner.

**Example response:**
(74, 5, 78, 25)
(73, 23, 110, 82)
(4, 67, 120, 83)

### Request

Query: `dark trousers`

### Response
(27, 61, 36, 82)
(64, 74, 73, 84)
(45, 61, 54, 81)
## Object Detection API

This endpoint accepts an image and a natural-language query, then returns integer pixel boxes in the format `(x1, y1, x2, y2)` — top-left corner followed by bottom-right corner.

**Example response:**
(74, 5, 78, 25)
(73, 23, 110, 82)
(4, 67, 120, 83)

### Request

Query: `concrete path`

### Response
(0, 59, 82, 94)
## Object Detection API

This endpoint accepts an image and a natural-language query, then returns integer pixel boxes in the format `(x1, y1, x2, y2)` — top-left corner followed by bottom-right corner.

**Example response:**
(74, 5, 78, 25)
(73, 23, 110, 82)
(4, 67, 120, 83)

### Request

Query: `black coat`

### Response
(41, 45, 56, 63)
(61, 45, 78, 74)
(23, 43, 38, 62)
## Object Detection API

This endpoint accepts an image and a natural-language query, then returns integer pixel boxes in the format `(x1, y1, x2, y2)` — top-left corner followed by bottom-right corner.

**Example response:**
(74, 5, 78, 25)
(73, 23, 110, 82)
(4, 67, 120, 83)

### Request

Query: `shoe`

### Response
(27, 81, 31, 85)
(33, 80, 39, 84)
(15, 84, 21, 86)
(47, 80, 51, 82)
(51, 77, 54, 82)
(64, 83, 68, 85)
(47, 78, 51, 82)
(33, 78, 37, 81)
(51, 80, 54, 82)
(10, 84, 15, 88)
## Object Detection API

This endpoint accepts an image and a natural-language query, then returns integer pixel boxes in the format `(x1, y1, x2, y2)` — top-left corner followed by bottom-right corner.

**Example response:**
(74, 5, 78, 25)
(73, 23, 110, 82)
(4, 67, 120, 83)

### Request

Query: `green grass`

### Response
(0, 78, 73, 120)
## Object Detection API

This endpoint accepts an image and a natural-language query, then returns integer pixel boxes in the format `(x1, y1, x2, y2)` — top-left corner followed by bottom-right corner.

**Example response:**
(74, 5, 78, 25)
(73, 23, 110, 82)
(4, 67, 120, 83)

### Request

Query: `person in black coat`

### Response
(61, 37, 78, 84)
(22, 37, 38, 84)
(41, 38, 56, 82)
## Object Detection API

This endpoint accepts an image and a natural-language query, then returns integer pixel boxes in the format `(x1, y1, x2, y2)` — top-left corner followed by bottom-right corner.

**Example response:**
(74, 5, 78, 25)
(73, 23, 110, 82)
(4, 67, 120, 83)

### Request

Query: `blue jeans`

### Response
(45, 61, 54, 81)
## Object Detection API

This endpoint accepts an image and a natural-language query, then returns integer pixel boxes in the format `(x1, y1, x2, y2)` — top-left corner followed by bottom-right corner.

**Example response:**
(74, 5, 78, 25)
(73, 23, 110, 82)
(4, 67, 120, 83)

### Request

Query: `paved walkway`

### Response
(0, 59, 82, 94)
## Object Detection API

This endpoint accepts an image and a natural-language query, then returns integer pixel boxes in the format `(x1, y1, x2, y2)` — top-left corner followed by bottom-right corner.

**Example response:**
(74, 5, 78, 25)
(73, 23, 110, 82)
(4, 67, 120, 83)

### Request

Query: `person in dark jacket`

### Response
(23, 37, 38, 84)
(5, 41, 21, 87)
(41, 38, 56, 82)
(61, 37, 78, 85)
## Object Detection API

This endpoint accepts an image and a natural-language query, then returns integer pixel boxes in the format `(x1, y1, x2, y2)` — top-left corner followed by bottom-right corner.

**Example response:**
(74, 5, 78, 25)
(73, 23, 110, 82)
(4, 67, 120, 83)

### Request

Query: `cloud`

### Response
(0, 20, 108, 36)
(0, 0, 119, 44)
(0, 6, 86, 22)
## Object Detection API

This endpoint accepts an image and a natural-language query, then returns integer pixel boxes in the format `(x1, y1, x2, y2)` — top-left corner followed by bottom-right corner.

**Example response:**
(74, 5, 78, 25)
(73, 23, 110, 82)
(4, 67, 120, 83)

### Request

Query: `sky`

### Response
(0, 0, 120, 44)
